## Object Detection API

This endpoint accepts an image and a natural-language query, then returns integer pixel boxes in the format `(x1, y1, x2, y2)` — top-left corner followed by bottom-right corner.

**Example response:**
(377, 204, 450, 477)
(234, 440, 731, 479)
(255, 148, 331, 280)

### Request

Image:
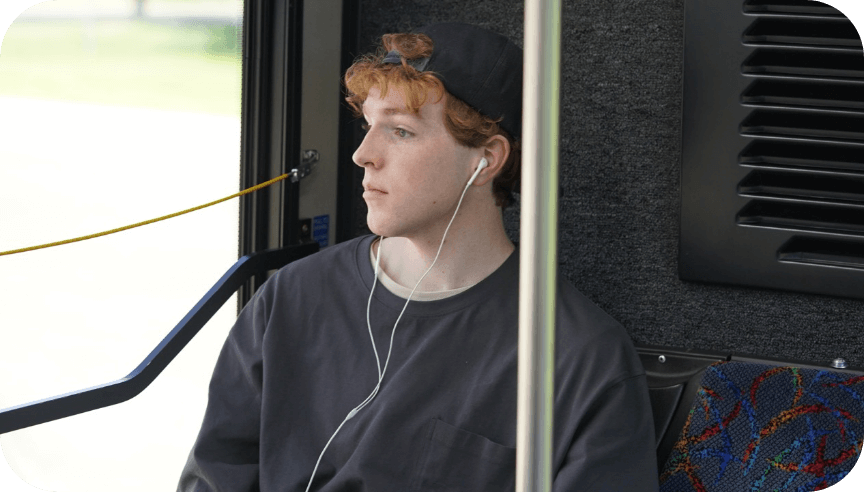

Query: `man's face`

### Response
(353, 86, 480, 239)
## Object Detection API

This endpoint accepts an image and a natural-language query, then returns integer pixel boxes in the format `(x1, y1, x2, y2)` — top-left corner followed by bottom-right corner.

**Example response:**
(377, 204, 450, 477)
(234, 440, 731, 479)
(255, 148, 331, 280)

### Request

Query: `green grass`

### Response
(0, 19, 242, 115)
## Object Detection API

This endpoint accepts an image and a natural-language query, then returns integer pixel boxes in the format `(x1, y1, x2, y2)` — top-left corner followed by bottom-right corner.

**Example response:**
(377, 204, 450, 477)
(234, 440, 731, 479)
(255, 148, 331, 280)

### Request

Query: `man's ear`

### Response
(472, 135, 510, 186)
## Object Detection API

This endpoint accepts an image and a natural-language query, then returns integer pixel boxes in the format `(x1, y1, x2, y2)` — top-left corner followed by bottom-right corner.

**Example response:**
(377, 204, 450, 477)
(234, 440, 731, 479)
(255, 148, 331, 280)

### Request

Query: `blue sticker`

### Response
(312, 215, 329, 247)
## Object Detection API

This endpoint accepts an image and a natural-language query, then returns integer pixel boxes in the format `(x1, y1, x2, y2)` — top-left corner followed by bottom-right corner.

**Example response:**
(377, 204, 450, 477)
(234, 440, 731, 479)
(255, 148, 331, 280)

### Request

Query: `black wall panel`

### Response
(349, 0, 864, 367)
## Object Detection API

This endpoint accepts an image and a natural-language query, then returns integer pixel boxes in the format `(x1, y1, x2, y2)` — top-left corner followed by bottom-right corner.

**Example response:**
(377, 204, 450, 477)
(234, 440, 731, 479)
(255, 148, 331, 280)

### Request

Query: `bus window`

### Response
(0, 0, 243, 490)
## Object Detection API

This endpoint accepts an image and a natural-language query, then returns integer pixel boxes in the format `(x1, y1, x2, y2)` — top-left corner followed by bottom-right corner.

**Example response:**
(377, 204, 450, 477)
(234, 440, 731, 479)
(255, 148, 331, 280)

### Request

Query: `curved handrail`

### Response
(0, 242, 319, 435)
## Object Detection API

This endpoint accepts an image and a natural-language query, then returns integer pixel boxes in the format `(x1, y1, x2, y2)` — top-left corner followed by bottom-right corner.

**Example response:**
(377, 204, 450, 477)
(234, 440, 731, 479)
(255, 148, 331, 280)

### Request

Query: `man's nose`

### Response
(352, 131, 379, 168)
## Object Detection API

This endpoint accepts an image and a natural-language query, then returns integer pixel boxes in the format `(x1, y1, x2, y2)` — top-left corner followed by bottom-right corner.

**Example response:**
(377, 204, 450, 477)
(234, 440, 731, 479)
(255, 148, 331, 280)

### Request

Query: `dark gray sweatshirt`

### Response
(178, 235, 659, 491)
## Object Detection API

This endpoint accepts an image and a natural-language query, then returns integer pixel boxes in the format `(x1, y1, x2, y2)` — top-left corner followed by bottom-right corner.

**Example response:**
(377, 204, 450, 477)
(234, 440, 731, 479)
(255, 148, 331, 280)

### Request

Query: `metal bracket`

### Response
(290, 150, 320, 183)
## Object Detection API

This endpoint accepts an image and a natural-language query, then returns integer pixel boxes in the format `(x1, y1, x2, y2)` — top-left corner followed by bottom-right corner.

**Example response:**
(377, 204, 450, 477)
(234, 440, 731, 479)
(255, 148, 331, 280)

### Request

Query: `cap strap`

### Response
(382, 50, 431, 72)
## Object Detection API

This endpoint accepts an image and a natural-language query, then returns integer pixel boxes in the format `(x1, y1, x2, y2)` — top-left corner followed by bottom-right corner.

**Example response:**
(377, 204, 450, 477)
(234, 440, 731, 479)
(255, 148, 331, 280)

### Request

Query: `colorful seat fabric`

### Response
(659, 361, 864, 491)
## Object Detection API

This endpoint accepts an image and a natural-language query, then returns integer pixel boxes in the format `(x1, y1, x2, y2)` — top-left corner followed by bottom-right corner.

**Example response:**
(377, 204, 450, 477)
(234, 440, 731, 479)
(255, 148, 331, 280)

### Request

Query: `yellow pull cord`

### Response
(0, 173, 291, 257)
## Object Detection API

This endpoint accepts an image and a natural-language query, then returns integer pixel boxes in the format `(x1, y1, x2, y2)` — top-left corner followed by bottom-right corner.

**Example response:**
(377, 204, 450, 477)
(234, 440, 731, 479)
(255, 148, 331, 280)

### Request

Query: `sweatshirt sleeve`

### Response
(553, 373, 660, 492)
(177, 288, 269, 492)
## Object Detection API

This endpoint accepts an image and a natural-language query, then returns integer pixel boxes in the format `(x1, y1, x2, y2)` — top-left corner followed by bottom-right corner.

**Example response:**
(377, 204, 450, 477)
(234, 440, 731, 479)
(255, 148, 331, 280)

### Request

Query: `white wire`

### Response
(367, 239, 384, 379)
(305, 237, 384, 492)
(305, 166, 480, 491)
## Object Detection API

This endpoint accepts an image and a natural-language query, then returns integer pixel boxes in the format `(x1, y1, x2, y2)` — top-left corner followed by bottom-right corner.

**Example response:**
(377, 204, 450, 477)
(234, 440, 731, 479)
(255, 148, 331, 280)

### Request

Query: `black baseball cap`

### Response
(382, 22, 523, 139)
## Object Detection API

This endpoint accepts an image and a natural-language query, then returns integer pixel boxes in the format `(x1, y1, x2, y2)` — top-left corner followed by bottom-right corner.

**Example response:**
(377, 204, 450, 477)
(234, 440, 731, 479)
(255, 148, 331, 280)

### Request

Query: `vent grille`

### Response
(741, 79, 864, 110)
(738, 201, 864, 235)
(738, 170, 864, 204)
(678, 0, 864, 299)
(740, 140, 864, 174)
(740, 110, 864, 142)
(737, 0, 864, 292)
(778, 236, 864, 270)
(742, 49, 864, 78)
(743, 0, 843, 16)
(743, 18, 861, 48)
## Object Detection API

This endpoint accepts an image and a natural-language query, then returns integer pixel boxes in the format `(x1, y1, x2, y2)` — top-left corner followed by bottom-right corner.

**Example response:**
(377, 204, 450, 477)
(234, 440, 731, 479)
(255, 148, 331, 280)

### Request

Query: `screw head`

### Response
(831, 358, 848, 369)
(658, 355, 666, 363)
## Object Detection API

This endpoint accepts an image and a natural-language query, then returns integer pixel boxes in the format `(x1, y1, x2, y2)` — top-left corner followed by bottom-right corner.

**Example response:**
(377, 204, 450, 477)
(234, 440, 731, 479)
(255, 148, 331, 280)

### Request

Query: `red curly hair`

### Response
(344, 33, 520, 208)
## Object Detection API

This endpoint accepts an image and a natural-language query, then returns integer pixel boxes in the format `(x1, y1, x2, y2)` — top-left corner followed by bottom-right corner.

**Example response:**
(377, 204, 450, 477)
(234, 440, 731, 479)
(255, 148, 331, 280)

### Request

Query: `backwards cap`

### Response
(382, 22, 523, 139)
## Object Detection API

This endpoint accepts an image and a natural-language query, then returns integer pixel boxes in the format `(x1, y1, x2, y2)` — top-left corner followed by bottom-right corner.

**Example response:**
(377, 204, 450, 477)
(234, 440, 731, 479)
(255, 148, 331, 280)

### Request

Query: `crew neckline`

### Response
(368, 238, 475, 301)
(353, 234, 518, 316)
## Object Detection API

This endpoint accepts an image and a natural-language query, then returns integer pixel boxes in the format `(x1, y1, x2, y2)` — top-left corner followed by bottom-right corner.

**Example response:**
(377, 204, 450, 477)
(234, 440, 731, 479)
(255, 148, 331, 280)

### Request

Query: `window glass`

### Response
(0, 1, 243, 490)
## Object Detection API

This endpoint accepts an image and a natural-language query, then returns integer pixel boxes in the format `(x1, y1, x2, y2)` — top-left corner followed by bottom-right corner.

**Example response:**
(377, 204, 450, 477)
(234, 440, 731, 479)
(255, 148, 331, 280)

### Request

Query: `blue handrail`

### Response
(0, 242, 318, 435)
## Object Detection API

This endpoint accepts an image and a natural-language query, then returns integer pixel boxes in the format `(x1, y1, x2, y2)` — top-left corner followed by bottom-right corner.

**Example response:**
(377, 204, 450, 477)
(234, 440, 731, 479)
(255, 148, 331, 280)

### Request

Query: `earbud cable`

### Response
(304, 166, 481, 492)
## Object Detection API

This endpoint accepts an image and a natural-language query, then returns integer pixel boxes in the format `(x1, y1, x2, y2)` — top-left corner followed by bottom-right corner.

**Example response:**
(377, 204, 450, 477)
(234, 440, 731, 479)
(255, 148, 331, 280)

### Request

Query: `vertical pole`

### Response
(517, 0, 561, 491)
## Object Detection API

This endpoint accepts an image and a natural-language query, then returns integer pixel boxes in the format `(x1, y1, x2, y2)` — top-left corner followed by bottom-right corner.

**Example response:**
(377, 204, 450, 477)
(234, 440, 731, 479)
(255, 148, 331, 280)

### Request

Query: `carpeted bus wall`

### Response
(348, 0, 864, 367)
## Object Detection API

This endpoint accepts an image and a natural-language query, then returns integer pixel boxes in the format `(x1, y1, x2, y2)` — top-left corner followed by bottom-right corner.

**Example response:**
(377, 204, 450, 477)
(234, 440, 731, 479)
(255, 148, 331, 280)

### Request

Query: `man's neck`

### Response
(373, 207, 515, 292)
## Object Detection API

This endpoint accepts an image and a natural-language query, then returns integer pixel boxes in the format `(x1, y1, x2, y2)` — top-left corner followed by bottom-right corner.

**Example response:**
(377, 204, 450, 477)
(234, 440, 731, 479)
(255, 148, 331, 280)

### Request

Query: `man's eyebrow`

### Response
(362, 106, 420, 118)
(383, 107, 411, 116)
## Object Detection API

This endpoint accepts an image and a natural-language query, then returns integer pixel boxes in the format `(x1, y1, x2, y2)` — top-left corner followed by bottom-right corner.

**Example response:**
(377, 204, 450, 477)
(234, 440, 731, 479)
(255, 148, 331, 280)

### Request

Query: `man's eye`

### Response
(395, 129, 409, 138)
(360, 123, 370, 132)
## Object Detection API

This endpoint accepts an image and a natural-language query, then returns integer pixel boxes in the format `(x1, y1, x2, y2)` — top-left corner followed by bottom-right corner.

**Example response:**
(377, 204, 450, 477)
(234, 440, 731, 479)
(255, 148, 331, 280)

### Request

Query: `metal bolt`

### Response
(658, 355, 666, 363)
(831, 358, 848, 369)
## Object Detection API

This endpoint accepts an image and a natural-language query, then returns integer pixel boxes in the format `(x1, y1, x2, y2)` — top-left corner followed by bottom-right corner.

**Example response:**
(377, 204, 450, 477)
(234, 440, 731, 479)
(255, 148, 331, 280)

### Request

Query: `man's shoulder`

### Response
(555, 278, 625, 339)
(554, 277, 644, 379)
(277, 235, 369, 274)
(257, 235, 372, 298)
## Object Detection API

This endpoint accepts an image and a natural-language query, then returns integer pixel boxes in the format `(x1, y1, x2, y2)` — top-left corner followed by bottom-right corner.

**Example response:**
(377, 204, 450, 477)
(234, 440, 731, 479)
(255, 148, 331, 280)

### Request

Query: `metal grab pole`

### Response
(517, 0, 562, 491)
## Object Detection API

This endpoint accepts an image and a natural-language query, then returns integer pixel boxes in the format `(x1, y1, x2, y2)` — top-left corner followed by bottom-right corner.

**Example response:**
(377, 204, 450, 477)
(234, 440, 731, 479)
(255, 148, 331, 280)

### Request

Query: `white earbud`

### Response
(306, 154, 490, 492)
(467, 157, 488, 186)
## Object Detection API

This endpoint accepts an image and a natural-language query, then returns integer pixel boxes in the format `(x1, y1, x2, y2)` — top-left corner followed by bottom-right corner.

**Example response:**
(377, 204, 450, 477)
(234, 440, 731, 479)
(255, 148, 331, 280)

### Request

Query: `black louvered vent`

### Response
(678, 0, 864, 299)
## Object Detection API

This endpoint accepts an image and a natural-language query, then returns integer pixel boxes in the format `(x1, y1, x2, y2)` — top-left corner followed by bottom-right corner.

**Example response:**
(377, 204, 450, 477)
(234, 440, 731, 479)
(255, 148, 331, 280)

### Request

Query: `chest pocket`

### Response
(413, 418, 516, 491)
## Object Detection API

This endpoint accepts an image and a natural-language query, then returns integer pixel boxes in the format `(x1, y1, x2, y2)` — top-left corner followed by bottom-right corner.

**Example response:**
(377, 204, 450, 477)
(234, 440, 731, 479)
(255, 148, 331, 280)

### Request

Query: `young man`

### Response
(179, 23, 658, 491)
